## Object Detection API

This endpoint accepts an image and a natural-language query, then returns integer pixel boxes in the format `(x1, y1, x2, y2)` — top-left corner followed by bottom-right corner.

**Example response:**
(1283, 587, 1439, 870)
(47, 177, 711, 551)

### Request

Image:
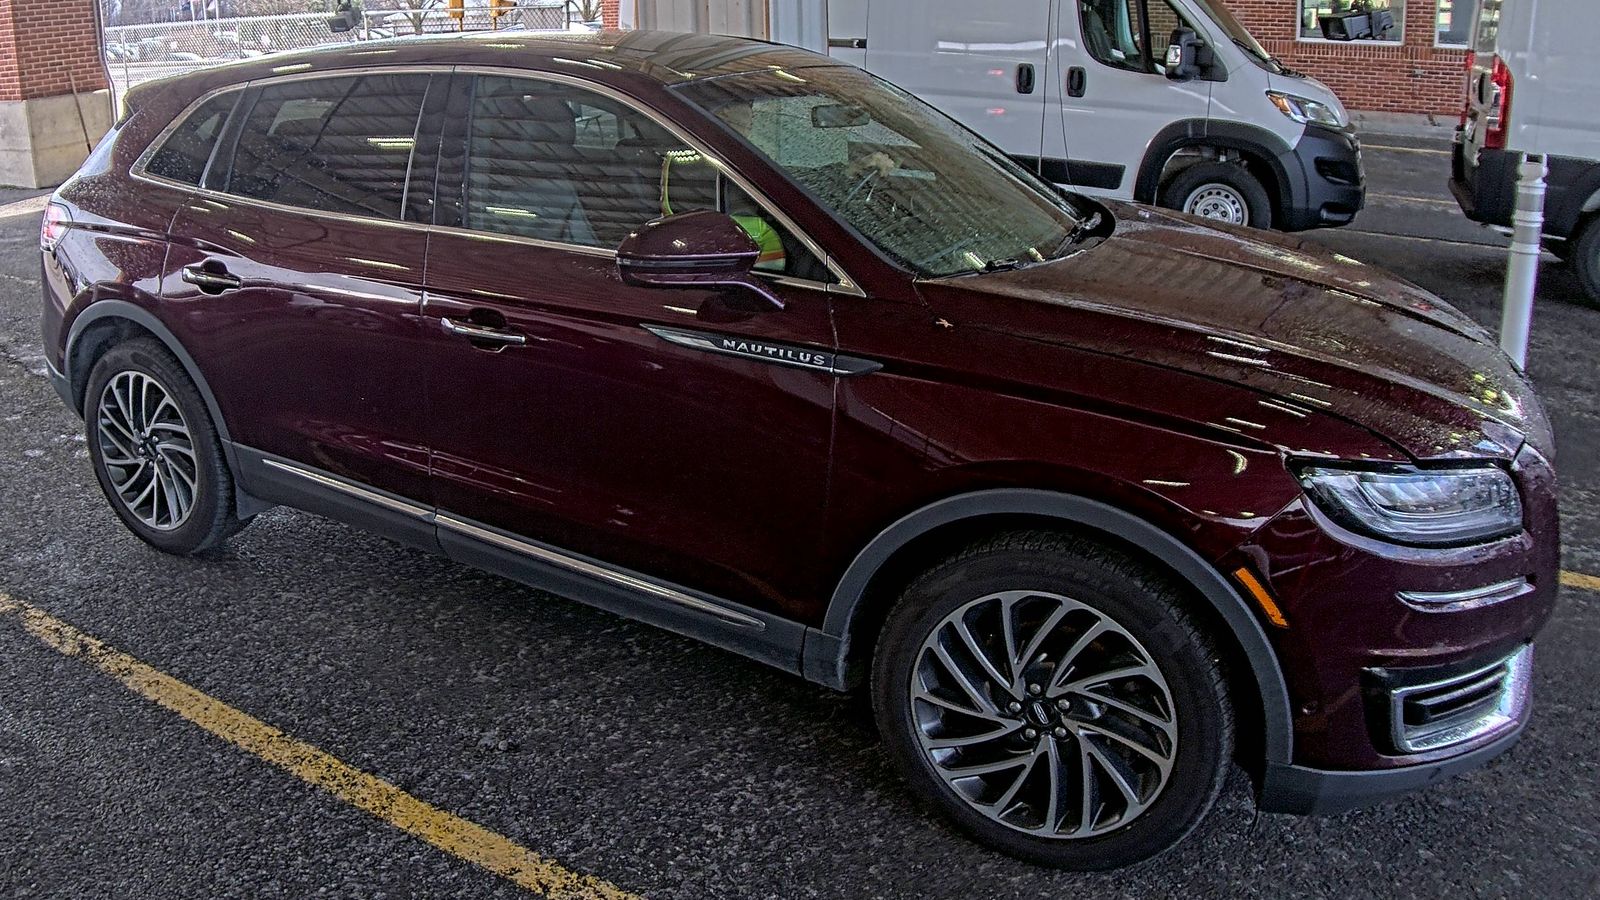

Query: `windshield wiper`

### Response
(1054, 210, 1104, 256)
(979, 257, 1025, 273)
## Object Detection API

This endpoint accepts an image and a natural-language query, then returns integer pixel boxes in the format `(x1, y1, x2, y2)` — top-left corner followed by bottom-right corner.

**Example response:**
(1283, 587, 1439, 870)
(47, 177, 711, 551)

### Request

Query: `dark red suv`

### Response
(40, 31, 1556, 868)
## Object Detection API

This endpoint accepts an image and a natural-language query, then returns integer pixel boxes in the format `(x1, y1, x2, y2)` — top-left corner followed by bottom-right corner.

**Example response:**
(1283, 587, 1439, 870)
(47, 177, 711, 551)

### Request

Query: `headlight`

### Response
(1299, 465, 1522, 547)
(1267, 91, 1347, 129)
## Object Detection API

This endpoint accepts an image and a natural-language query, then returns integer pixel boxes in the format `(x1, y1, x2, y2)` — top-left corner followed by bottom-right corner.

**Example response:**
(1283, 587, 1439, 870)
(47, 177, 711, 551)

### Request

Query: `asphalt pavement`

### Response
(1, 135, 1597, 899)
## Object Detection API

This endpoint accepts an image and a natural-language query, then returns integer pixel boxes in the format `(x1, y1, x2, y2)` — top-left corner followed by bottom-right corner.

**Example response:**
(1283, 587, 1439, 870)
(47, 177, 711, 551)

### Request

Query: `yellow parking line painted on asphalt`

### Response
(1367, 192, 1461, 207)
(0, 594, 638, 900)
(0, 194, 49, 217)
(1561, 571, 1600, 593)
(1362, 144, 1451, 156)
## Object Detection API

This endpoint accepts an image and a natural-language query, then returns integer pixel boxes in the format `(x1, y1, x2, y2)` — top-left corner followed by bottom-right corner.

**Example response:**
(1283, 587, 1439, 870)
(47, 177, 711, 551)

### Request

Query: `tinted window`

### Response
(677, 67, 1080, 277)
(1079, 0, 1192, 74)
(461, 76, 829, 281)
(145, 91, 239, 185)
(224, 74, 431, 220)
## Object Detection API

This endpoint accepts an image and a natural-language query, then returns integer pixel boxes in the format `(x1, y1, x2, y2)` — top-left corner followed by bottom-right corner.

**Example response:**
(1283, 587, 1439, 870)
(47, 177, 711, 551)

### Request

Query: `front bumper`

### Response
(1259, 715, 1527, 814)
(1278, 123, 1366, 231)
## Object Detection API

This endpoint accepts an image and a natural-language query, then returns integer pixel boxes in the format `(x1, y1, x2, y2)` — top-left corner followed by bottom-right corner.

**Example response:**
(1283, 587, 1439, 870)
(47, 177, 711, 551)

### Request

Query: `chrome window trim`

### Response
(131, 63, 864, 297)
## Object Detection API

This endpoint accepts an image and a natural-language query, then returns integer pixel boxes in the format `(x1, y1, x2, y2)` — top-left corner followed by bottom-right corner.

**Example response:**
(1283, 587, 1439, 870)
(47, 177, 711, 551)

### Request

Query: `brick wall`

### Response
(602, 0, 619, 29)
(1224, 0, 1471, 117)
(0, 0, 109, 102)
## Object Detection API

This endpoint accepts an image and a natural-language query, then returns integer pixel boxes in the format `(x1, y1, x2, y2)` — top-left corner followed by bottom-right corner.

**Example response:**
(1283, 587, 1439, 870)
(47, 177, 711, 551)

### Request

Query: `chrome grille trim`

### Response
(1388, 646, 1532, 753)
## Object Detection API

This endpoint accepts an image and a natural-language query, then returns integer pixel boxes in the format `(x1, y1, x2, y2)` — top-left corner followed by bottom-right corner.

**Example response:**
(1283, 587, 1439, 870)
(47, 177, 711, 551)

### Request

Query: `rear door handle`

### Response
(180, 264, 241, 293)
(1067, 66, 1087, 98)
(1016, 63, 1036, 95)
(441, 317, 526, 346)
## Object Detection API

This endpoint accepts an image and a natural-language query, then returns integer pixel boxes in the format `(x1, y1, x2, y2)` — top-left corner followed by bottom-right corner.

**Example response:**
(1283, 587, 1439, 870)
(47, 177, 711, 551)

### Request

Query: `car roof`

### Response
(128, 29, 846, 107)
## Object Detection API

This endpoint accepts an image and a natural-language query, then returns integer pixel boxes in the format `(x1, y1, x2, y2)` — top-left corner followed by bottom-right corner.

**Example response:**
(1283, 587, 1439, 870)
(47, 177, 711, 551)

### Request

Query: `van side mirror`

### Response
(616, 210, 784, 310)
(1164, 28, 1213, 81)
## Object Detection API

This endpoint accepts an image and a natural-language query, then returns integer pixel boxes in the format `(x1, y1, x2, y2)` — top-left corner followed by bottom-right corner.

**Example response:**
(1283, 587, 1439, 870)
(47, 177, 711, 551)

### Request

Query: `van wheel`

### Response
(84, 337, 251, 554)
(871, 531, 1232, 870)
(1574, 217, 1600, 305)
(1162, 162, 1273, 229)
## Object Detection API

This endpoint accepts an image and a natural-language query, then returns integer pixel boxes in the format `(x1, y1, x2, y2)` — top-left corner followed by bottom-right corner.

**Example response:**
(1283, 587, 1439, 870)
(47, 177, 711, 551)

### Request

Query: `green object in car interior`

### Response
(661, 154, 786, 269)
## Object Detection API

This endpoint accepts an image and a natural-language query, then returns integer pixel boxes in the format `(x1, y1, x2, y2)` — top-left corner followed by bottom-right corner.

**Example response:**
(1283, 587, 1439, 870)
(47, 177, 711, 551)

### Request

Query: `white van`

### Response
(1450, 0, 1600, 302)
(823, 0, 1365, 231)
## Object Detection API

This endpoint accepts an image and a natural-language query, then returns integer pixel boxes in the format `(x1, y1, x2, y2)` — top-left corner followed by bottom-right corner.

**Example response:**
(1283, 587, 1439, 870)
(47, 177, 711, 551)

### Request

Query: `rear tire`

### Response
(1162, 162, 1273, 230)
(84, 337, 250, 554)
(1574, 216, 1600, 305)
(871, 531, 1232, 870)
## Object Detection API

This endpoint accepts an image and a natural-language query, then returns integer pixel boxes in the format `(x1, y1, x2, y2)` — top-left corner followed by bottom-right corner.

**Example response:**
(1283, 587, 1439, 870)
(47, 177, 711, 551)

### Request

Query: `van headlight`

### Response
(1267, 91, 1347, 129)
(1299, 465, 1522, 546)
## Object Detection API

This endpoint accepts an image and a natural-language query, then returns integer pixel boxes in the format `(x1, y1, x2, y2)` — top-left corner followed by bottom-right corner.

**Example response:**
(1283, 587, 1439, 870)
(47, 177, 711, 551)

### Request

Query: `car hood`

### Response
(917, 204, 1549, 462)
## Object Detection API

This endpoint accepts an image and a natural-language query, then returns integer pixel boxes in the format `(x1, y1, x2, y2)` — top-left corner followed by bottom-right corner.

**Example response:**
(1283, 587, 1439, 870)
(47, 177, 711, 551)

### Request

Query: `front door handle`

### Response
(440, 317, 527, 346)
(1016, 63, 1036, 95)
(180, 264, 241, 293)
(1067, 66, 1087, 98)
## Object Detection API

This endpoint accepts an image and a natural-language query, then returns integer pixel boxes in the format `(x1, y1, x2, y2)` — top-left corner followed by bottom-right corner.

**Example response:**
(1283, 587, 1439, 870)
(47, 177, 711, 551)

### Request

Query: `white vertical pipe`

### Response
(1499, 152, 1546, 369)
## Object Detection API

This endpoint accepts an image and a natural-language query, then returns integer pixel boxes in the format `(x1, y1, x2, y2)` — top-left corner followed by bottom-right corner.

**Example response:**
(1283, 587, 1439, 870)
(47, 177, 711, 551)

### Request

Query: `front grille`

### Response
(1384, 647, 1532, 753)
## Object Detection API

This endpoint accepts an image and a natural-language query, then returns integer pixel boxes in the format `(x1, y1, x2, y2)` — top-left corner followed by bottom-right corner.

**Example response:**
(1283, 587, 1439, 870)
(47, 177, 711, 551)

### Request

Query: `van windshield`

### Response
(674, 66, 1083, 278)
(1187, 0, 1281, 73)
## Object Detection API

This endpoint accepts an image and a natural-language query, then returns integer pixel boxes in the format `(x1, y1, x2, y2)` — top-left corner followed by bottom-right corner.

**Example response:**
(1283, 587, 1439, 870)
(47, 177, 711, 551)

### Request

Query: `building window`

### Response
(1299, 1, 1404, 42)
(1436, 0, 1480, 46)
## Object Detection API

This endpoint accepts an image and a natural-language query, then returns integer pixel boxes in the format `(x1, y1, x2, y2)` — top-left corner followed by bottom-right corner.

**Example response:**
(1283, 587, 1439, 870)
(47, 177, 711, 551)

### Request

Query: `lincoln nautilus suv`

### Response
(40, 30, 1556, 869)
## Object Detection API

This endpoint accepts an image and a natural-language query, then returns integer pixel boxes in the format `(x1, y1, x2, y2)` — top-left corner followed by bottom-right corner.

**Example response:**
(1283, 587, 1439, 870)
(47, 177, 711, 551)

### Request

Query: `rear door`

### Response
(864, 0, 1055, 164)
(1057, 0, 1211, 197)
(419, 72, 842, 617)
(161, 72, 442, 505)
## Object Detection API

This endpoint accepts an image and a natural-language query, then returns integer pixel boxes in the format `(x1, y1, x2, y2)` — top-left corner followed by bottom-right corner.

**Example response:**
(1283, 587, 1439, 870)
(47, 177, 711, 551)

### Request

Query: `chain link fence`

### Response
(101, 2, 591, 102)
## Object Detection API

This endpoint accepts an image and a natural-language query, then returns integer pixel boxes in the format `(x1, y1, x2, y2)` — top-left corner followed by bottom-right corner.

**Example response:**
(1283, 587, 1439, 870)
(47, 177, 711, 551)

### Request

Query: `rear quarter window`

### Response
(144, 91, 240, 186)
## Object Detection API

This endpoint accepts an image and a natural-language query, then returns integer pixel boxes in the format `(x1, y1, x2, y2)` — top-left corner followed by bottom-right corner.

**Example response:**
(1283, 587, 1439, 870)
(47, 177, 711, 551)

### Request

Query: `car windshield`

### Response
(674, 66, 1081, 278)
(1187, 0, 1281, 73)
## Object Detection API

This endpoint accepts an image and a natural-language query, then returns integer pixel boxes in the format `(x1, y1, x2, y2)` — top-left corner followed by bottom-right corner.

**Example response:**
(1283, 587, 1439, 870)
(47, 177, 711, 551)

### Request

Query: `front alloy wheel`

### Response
(910, 590, 1178, 838)
(873, 532, 1232, 869)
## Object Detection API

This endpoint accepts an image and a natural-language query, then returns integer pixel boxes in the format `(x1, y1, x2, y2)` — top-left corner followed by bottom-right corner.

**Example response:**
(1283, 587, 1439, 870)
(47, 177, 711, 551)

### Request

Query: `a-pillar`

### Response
(0, 0, 113, 188)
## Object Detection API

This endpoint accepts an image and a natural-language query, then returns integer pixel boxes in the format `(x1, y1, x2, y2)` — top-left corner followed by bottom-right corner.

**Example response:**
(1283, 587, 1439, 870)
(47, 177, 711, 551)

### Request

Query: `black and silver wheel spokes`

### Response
(97, 371, 197, 531)
(910, 590, 1178, 839)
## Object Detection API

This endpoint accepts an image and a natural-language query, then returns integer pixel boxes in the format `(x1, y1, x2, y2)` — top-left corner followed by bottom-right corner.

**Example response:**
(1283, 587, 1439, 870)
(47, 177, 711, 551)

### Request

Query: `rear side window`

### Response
(222, 74, 432, 220)
(144, 91, 239, 186)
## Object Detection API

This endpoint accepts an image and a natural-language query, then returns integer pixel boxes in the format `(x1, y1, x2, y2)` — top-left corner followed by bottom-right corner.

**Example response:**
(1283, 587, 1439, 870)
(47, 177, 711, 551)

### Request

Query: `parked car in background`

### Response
(41, 31, 1552, 869)
(1450, 0, 1600, 303)
(824, 0, 1366, 231)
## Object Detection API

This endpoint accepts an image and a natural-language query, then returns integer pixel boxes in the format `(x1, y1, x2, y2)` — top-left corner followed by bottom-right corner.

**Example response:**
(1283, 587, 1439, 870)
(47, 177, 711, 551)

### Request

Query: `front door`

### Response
(161, 72, 442, 502)
(420, 73, 841, 617)
(1057, 0, 1212, 197)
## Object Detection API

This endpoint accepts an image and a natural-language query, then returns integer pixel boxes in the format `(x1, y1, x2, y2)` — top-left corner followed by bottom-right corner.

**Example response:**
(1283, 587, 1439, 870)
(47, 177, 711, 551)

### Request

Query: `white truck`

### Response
(1450, 0, 1600, 302)
(821, 0, 1366, 231)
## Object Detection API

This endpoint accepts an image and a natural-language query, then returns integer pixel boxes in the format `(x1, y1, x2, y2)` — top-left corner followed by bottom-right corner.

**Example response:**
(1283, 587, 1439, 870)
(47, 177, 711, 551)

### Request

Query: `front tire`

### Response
(871, 532, 1232, 870)
(85, 337, 249, 554)
(1162, 162, 1273, 230)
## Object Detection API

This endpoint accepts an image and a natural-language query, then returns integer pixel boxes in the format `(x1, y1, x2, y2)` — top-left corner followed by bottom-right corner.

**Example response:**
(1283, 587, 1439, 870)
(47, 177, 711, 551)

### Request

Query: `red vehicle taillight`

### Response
(1485, 57, 1514, 150)
(40, 201, 70, 252)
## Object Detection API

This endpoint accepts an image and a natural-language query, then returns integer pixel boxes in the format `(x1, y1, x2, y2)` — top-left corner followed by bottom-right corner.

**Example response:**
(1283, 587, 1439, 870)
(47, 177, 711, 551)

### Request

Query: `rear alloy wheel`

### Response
(85, 337, 250, 554)
(1162, 162, 1273, 230)
(873, 533, 1231, 869)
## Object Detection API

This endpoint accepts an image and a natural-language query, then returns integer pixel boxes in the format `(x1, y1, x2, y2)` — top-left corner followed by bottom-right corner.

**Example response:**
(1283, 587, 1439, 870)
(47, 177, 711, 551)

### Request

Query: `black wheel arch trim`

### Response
(63, 299, 273, 518)
(1135, 118, 1297, 215)
(803, 488, 1295, 766)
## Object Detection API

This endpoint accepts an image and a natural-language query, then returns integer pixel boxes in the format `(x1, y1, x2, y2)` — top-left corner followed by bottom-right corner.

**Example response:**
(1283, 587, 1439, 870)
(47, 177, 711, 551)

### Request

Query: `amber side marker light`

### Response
(1233, 567, 1289, 628)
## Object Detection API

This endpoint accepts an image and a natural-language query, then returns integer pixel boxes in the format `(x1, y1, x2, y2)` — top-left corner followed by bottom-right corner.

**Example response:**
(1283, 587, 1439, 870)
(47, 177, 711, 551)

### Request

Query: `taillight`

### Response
(1485, 57, 1513, 149)
(40, 201, 70, 252)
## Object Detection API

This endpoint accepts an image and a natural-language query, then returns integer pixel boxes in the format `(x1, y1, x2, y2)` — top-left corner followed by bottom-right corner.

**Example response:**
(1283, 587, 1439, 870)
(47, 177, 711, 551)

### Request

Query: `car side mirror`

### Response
(616, 210, 784, 310)
(1164, 28, 1213, 81)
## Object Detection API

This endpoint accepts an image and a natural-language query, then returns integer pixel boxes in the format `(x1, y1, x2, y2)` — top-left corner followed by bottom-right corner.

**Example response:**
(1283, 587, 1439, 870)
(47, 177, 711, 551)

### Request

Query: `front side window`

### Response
(460, 75, 829, 281)
(223, 74, 432, 220)
(1299, 0, 1404, 41)
(676, 65, 1082, 278)
(145, 91, 239, 186)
